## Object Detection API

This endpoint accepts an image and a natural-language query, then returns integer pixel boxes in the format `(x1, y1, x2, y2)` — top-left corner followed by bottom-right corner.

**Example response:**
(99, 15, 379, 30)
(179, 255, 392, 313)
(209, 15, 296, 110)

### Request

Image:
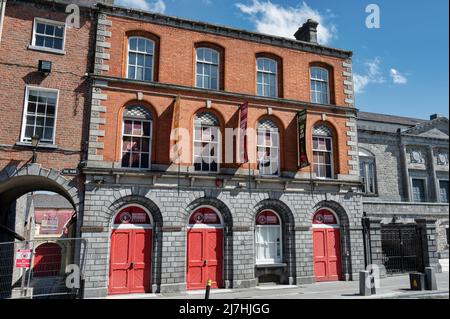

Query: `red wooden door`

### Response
(313, 228, 342, 282)
(33, 243, 62, 277)
(109, 229, 152, 295)
(187, 228, 223, 290)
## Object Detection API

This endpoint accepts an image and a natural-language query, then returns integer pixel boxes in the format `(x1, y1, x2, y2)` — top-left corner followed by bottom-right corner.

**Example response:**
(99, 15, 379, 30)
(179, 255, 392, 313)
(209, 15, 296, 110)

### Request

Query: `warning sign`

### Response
(15, 249, 32, 268)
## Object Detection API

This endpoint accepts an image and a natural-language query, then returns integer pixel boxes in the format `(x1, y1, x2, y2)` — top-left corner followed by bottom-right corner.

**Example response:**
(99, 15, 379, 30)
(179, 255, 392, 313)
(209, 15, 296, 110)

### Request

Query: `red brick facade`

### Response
(89, 9, 357, 177)
(0, 0, 92, 173)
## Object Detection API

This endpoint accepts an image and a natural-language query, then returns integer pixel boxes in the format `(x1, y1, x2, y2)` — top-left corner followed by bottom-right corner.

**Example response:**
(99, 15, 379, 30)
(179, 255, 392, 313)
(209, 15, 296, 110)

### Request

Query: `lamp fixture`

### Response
(31, 135, 40, 163)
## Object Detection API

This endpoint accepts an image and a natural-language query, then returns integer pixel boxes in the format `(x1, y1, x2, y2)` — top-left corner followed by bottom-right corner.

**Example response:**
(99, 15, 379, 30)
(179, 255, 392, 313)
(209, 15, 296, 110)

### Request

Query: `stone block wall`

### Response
(81, 183, 365, 297)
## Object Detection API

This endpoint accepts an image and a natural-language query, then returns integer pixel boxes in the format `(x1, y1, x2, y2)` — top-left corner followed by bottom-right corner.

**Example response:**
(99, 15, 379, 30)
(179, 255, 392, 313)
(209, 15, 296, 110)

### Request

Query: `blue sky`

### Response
(117, 0, 449, 120)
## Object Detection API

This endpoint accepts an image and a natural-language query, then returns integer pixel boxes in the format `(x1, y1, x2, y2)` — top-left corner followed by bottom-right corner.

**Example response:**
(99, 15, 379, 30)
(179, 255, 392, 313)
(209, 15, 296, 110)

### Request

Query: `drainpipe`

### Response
(0, 0, 6, 44)
(398, 129, 412, 201)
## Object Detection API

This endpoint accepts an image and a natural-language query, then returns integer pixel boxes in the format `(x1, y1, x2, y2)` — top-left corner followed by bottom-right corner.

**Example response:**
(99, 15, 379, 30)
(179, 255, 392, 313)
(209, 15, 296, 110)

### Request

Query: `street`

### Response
(103, 272, 449, 300)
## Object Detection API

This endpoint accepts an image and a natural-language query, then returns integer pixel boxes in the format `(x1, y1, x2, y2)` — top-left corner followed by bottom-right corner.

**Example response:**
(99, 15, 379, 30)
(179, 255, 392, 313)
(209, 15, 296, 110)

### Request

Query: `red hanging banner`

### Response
(239, 102, 249, 163)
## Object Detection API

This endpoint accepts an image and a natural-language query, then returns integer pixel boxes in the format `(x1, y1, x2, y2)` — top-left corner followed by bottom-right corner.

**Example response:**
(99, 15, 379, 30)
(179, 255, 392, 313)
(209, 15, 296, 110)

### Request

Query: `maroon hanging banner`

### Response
(239, 102, 249, 163)
(297, 109, 310, 168)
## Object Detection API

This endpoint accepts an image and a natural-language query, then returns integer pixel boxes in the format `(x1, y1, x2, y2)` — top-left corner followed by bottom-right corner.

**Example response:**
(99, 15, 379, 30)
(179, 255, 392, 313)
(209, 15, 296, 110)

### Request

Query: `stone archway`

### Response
(0, 163, 82, 241)
(185, 197, 233, 289)
(253, 199, 296, 285)
(0, 163, 82, 298)
(107, 195, 164, 293)
(312, 200, 352, 280)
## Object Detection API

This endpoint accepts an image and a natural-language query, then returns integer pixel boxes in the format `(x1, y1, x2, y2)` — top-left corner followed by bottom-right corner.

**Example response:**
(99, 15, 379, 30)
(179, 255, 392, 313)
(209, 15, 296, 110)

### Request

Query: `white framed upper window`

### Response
(310, 67, 330, 104)
(30, 18, 66, 54)
(121, 105, 153, 169)
(193, 112, 220, 173)
(257, 58, 278, 97)
(313, 124, 334, 179)
(127, 36, 155, 82)
(257, 119, 280, 176)
(21, 86, 59, 145)
(255, 210, 282, 265)
(196, 47, 220, 90)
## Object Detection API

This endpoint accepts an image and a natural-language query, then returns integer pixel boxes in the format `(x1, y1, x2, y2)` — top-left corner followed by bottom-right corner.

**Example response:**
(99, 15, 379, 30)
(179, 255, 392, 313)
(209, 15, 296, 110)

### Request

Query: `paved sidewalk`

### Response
(104, 272, 449, 299)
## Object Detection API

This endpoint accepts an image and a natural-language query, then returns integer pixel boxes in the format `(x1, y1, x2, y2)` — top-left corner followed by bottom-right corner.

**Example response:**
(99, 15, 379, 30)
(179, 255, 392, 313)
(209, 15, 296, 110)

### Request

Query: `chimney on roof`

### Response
(430, 114, 443, 120)
(294, 19, 319, 44)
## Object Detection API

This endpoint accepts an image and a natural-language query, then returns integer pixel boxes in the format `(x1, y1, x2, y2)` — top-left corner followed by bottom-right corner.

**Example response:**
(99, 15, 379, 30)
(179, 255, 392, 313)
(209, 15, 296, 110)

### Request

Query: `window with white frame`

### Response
(31, 18, 65, 52)
(439, 180, 449, 203)
(310, 67, 330, 104)
(196, 47, 220, 90)
(193, 112, 220, 172)
(121, 106, 152, 169)
(127, 37, 155, 81)
(313, 124, 333, 179)
(255, 211, 282, 264)
(21, 87, 58, 145)
(257, 119, 280, 176)
(359, 149, 377, 194)
(257, 58, 278, 97)
(411, 178, 427, 202)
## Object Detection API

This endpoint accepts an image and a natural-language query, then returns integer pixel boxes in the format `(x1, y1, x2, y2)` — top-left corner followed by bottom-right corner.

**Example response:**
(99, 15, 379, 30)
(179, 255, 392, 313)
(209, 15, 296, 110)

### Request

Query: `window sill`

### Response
(28, 45, 66, 55)
(15, 142, 58, 150)
(255, 263, 287, 269)
(362, 193, 380, 198)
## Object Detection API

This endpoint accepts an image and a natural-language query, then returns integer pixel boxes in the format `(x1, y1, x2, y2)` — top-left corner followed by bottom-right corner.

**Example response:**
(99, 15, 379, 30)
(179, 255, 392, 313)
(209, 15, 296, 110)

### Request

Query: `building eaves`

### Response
(96, 2, 352, 60)
(357, 111, 427, 127)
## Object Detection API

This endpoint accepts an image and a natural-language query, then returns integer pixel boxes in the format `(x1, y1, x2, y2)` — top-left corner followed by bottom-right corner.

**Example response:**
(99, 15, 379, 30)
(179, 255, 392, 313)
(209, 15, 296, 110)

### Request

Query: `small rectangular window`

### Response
(360, 157, 377, 194)
(439, 180, 449, 203)
(21, 87, 59, 145)
(31, 18, 65, 53)
(411, 178, 426, 202)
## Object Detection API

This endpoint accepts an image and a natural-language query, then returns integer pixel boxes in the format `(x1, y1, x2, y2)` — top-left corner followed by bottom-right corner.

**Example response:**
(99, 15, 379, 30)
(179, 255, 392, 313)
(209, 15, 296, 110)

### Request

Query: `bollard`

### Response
(359, 271, 371, 296)
(370, 272, 377, 295)
(205, 279, 212, 300)
(409, 272, 425, 291)
(425, 267, 437, 291)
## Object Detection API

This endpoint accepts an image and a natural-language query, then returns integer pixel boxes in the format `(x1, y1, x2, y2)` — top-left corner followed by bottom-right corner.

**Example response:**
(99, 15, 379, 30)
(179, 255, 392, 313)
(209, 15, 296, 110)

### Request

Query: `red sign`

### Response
(114, 207, 151, 225)
(189, 208, 221, 225)
(256, 211, 280, 225)
(313, 210, 338, 225)
(15, 249, 32, 268)
(239, 102, 249, 163)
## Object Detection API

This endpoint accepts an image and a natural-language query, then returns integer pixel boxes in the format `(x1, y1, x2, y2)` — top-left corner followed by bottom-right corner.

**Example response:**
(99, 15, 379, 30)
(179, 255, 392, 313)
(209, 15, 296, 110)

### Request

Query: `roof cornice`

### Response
(96, 2, 352, 60)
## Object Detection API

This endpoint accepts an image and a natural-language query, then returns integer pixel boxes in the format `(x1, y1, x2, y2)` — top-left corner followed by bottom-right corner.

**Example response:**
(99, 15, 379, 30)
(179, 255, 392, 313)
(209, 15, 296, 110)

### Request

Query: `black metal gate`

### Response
(381, 224, 424, 274)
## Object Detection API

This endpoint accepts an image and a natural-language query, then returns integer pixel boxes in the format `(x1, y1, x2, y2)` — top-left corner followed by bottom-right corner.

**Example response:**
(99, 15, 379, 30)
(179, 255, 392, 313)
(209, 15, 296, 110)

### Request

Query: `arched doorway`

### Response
(109, 205, 153, 295)
(312, 209, 342, 282)
(33, 243, 62, 277)
(186, 207, 223, 290)
(255, 210, 282, 265)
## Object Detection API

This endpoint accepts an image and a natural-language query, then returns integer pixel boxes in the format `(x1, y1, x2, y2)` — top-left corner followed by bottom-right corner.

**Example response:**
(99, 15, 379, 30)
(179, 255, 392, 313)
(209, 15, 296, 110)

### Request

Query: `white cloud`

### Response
(390, 68, 408, 84)
(116, 0, 166, 13)
(235, 1, 336, 45)
(353, 57, 385, 94)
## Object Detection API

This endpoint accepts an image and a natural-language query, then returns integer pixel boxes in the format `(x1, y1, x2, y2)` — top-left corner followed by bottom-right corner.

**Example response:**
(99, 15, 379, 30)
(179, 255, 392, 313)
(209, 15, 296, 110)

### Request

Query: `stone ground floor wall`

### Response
(363, 201, 449, 275)
(80, 184, 365, 298)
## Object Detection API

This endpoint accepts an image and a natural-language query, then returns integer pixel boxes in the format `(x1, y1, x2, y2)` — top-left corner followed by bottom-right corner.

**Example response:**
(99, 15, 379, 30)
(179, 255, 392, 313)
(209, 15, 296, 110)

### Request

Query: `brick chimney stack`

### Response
(294, 19, 319, 44)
